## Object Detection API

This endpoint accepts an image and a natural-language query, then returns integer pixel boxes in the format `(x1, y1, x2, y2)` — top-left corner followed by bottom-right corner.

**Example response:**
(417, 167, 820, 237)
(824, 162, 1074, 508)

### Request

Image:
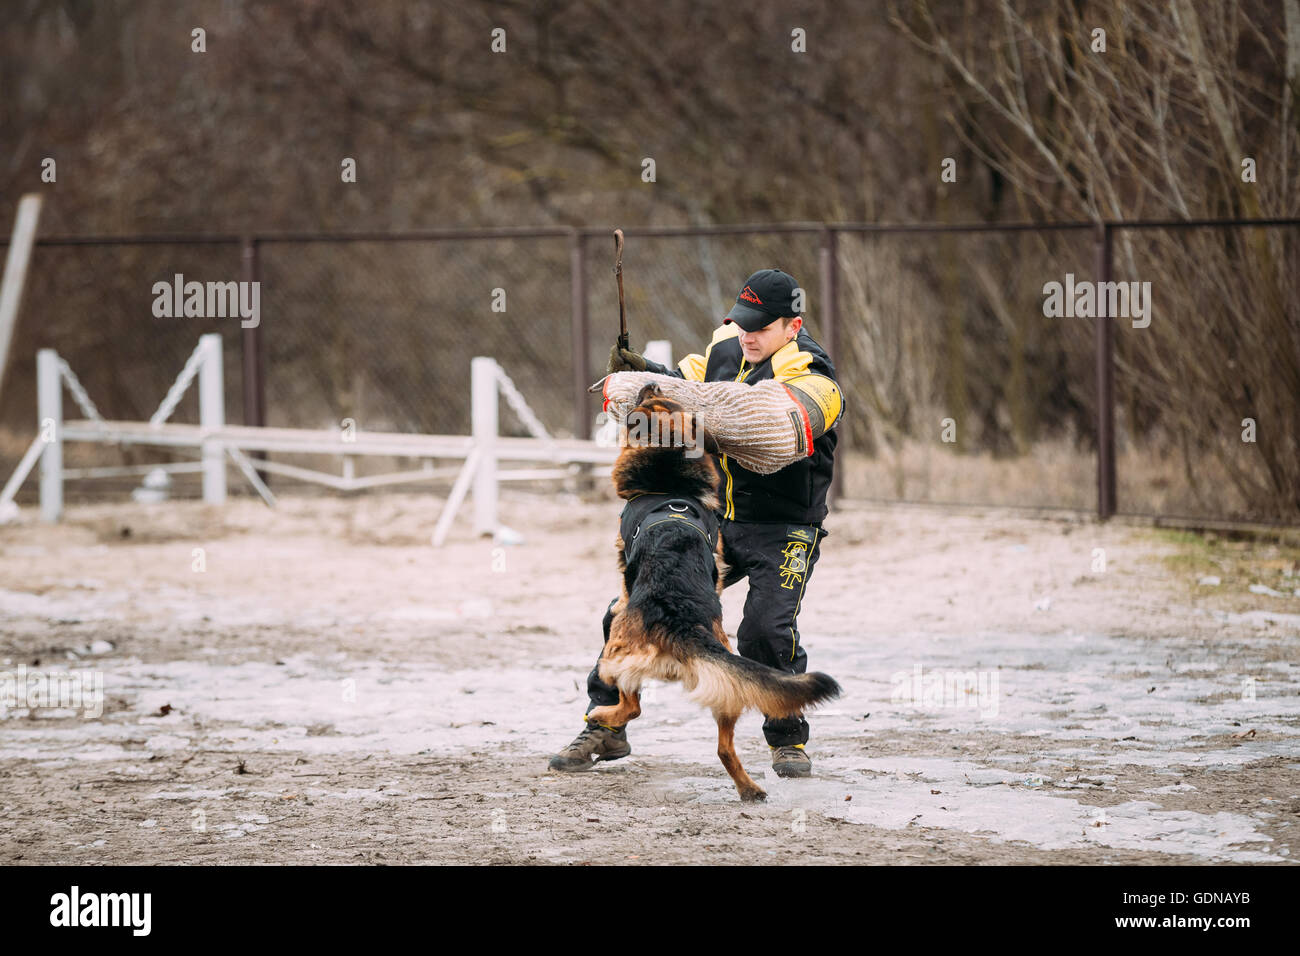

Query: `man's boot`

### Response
(771, 744, 812, 778)
(547, 718, 631, 771)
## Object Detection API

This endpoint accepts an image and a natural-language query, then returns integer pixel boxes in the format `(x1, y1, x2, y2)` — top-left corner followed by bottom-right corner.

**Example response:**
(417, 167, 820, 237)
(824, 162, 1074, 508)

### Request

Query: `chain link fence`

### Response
(257, 237, 574, 437)
(833, 228, 1099, 511)
(1, 223, 1296, 523)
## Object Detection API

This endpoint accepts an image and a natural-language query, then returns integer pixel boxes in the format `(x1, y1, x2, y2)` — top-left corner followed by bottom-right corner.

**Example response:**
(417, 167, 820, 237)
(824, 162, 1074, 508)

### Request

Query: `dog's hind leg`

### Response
(588, 689, 641, 728)
(715, 713, 766, 802)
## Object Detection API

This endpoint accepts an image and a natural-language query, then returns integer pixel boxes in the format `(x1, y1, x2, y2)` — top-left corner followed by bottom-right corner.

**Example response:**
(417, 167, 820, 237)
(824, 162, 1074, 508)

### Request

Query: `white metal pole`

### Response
(37, 348, 62, 522)
(644, 339, 673, 369)
(471, 356, 498, 537)
(431, 446, 482, 548)
(198, 334, 226, 504)
(0, 195, 43, 398)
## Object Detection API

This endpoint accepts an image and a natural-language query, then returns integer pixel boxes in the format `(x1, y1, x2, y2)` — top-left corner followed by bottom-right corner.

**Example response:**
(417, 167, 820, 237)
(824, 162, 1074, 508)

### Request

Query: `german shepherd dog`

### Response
(589, 383, 841, 801)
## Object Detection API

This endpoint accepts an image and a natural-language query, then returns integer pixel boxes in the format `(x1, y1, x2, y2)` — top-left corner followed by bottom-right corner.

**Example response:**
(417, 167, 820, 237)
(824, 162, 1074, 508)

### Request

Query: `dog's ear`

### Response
(635, 383, 661, 406)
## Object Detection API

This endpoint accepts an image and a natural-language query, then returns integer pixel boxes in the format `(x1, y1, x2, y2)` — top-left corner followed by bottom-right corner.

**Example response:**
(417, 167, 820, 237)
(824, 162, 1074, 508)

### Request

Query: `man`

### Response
(549, 268, 843, 778)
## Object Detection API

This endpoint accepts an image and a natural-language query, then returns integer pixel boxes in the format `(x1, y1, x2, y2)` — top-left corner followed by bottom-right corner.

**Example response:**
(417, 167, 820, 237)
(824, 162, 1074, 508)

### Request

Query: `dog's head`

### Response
(612, 383, 719, 503)
(624, 384, 703, 452)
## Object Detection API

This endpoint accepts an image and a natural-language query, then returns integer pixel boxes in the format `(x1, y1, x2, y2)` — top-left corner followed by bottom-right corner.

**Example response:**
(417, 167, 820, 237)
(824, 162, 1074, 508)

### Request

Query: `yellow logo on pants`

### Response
(779, 540, 809, 589)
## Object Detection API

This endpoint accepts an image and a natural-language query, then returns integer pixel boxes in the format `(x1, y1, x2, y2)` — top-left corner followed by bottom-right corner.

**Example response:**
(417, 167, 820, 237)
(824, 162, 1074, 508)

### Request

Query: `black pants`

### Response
(585, 517, 826, 747)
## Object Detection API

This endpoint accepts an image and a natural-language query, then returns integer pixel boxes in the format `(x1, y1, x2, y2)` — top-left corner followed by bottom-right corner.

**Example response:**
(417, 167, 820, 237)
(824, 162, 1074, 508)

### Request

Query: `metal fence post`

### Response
(240, 238, 268, 480)
(570, 231, 589, 440)
(1095, 223, 1116, 519)
(820, 226, 844, 502)
(37, 348, 61, 522)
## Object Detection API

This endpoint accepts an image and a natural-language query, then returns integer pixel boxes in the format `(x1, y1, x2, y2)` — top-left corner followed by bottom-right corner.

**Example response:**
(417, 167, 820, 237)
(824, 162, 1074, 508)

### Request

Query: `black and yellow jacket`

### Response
(645, 323, 841, 525)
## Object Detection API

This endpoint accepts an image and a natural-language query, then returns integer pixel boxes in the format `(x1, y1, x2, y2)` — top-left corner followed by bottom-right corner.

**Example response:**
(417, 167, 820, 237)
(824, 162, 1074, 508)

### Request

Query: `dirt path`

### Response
(1, 492, 1297, 864)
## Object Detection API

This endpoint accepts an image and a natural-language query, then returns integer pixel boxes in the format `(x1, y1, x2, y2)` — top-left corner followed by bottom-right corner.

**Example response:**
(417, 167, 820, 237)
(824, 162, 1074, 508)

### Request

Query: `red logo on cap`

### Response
(739, 285, 763, 304)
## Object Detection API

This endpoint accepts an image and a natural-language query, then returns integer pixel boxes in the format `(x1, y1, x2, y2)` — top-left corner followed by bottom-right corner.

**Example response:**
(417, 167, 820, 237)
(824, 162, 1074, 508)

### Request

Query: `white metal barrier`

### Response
(1, 334, 628, 544)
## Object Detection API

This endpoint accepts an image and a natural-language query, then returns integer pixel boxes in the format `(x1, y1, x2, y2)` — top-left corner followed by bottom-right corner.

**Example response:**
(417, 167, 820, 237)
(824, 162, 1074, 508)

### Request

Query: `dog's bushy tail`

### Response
(687, 640, 841, 717)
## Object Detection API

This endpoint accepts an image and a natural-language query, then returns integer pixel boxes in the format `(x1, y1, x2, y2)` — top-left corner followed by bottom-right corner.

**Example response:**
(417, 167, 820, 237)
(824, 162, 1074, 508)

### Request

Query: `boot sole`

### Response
(548, 757, 598, 772)
(773, 763, 812, 778)
(547, 746, 631, 772)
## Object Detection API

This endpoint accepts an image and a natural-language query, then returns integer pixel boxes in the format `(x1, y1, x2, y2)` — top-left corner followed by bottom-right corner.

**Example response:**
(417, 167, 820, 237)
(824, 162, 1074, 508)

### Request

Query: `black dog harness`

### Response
(619, 493, 719, 565)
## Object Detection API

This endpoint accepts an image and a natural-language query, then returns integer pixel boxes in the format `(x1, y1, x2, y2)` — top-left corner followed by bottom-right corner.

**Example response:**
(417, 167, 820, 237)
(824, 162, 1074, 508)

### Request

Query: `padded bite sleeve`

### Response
(602, 372, 815, 474)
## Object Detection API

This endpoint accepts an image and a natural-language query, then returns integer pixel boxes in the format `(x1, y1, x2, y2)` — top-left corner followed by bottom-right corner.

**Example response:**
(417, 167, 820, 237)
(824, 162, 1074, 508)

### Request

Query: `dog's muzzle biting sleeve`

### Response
(602, 371, 842, 475)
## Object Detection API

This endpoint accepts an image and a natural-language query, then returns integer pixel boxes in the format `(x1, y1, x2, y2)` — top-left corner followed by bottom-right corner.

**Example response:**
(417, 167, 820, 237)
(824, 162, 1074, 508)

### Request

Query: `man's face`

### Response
(738, 316, 801, 364)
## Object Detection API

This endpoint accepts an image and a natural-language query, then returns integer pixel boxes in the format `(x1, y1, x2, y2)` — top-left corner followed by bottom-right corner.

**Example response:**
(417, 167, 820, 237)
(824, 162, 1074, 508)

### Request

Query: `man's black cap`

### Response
(724, 269, 802, 332)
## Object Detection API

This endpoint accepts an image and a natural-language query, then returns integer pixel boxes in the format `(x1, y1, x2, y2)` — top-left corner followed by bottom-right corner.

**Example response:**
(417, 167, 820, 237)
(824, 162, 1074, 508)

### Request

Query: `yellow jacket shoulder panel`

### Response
(677, 353, 707, 381)
(770, 339, 814, 381)
(700, 323, 741, 371)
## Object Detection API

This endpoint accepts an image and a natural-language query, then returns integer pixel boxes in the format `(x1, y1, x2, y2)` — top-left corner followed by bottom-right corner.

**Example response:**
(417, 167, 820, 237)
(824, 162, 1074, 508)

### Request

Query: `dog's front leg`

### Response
(588, 689, 641, 728)
(712, 619, 734, 654)
(713, 532, 728, 597)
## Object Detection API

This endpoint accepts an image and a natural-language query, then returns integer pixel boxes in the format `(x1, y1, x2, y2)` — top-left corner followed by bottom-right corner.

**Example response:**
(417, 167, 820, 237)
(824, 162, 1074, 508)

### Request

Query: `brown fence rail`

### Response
(2, 219, 1297, 525)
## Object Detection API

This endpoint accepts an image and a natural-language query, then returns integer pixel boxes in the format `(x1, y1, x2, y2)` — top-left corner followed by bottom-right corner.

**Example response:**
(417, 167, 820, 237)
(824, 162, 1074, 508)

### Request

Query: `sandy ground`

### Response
(1, 488, 1298, 865)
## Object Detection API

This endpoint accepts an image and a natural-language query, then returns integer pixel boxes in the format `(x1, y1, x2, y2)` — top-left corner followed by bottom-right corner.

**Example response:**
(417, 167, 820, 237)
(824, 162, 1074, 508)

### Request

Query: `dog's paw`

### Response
(740, 787, 768, 803)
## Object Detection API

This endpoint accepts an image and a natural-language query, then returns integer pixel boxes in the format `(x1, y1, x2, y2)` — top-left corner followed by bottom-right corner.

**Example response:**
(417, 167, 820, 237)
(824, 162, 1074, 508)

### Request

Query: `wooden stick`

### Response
(613, 228, 628, 350)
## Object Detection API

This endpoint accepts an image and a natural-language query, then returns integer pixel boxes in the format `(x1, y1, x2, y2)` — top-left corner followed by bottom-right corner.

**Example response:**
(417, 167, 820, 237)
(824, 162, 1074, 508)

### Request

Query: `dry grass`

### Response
(841, 438, 1260, 520)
